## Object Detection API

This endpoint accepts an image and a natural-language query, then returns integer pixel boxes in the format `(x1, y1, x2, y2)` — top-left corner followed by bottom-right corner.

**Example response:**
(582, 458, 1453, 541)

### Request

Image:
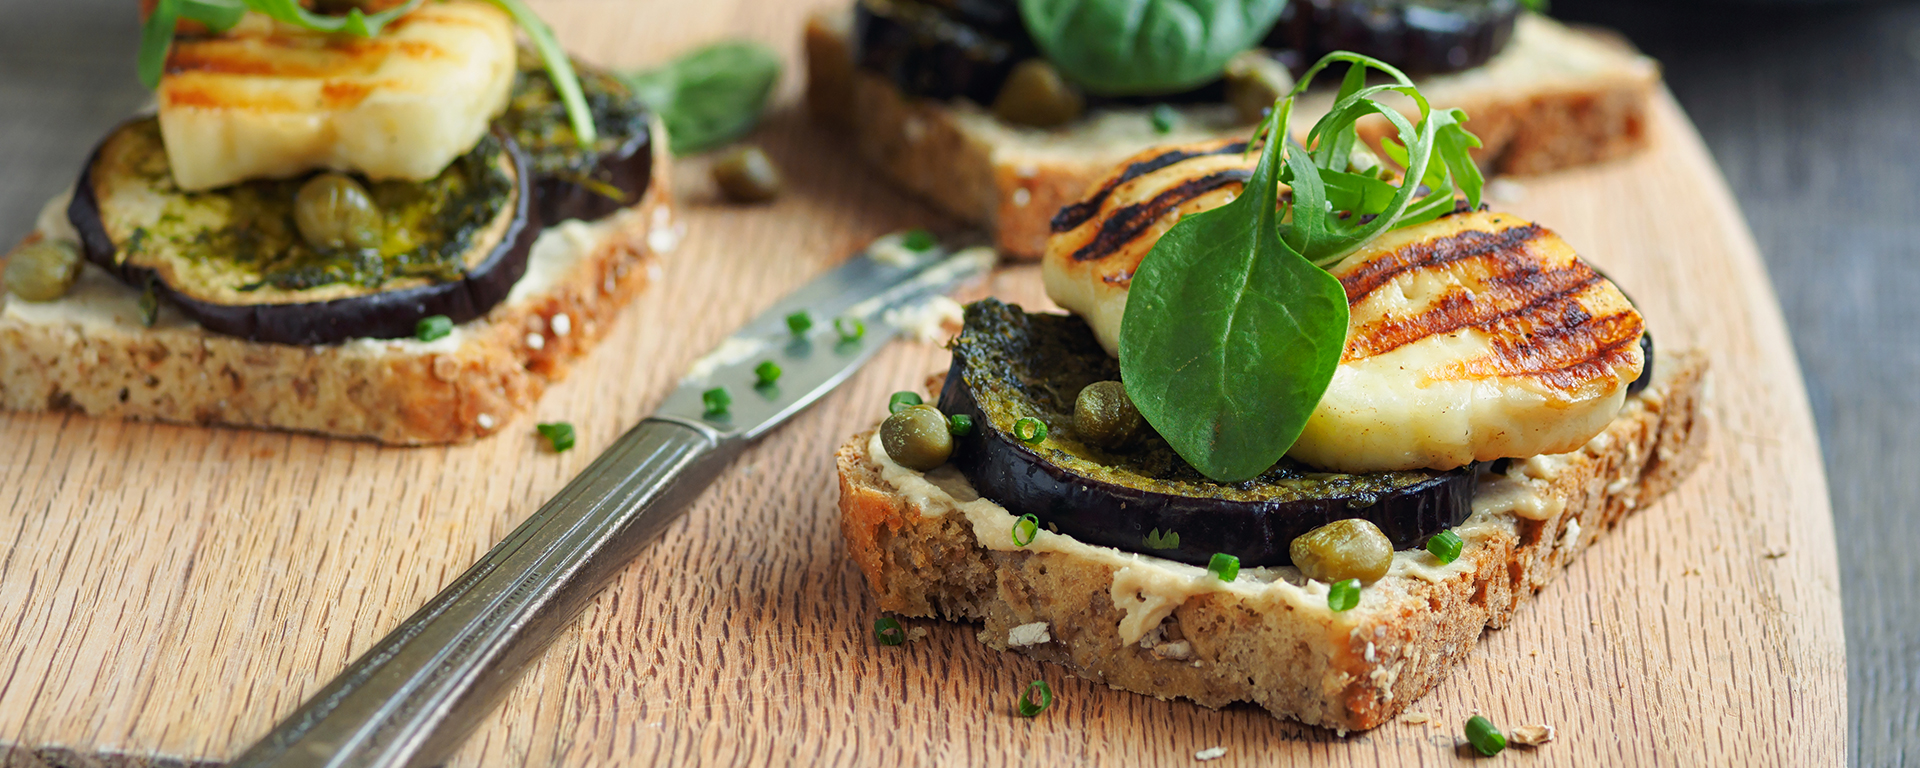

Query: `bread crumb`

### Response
(551, 313, 571, 337)
(1400, 712, 1430, 725)
(1008, 621, 1052, 647)
(1012, 188, 1032, 207)
(1511, 724, 1556, 746)
(1149, 640, 1192, 661)
(1762, 547, 1789, 559)
(1194, 747, 1226, 761)
(526, 332, 546, 350)
(477, 413, 496, 430)
(906, 626, 930, 643)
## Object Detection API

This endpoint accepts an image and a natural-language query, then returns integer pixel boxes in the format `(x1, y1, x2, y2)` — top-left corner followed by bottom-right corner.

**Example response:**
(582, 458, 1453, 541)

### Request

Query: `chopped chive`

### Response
(415, 314, 453, 342)
(1427, 529, 1464, 564)
(1015, 680, 1053, 717)
(1013, 417, 1047, 444)
(901, 228, 936, 251)
(702, 387, 731, 415)
(1012, 514, 1040, 547)
(1207, 553, 1240, 582)
(1144, 528, 1180, 550)
(835, 316, 866, 342)
(535, 422, 575, 452)
(1327, 578, 1361, 612)
(947, 414, 974, 437)
(786, 310, 813, 336)
(1465, 715, 1507, 756)
(888, 391, 923, 414)
(1150, 103, 1177, 134)
(754, 360, 781, 386)
(874, 616, 905, 646)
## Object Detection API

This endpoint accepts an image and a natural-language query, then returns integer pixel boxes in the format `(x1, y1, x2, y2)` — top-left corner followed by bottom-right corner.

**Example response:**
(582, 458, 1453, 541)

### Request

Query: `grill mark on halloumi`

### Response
(1342, 252, 1606, 360)
(1068, 169, 1252, 262)
(1340, 223, 1546, 302)
(1455, 308, 1643, 392)
(1052, 140, 1248, 233)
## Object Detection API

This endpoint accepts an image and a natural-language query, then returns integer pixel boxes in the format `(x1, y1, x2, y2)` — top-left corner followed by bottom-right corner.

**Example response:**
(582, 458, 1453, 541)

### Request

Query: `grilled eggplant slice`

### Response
(937, 299, 1473, 568)
(69, 118, 536, 345)
(854, 0, 1036, 104)
(498, 53, 655, 224)
(1267, 0, 1520, 78)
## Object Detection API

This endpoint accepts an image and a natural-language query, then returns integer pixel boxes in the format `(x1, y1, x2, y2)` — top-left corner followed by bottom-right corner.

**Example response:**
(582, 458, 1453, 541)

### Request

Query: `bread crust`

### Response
(805, 10, 1659, 259)
(0, 125, 676, 445)
(836, 351, 1708, 731)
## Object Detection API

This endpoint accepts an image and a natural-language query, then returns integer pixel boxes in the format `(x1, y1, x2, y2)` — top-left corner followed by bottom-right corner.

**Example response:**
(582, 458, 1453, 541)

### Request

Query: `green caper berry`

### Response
(1290, 518, 1393, 584)
(992, 59, 1085, 128)
(294, 173, 383, 250)
(4, 239, 82, 302)
(1223, 50, 1294, 125)
(880, 404, 953, 472)
(712, 145, 783, 203)
(1073, 381, 1143, 448)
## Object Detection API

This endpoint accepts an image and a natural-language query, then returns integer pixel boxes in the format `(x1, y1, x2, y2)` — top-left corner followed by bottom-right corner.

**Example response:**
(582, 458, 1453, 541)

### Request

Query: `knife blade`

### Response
(229, 236, 993, 768)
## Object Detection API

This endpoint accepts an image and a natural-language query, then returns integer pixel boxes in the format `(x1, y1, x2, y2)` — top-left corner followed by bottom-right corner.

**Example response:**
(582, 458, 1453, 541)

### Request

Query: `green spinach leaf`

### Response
(1117, 52, 1485, 482)
(622, 41, 783, 155)
(1118, 103, 1349, 483)
(1018, 0, 1286, 96)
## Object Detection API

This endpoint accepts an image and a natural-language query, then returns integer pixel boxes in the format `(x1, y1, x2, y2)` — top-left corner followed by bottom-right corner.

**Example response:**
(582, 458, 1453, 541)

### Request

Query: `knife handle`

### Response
(231, 417, 737, 768)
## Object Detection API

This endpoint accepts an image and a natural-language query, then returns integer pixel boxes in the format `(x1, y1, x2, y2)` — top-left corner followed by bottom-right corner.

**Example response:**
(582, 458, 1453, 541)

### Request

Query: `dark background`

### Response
(0, 0, 1913, 763)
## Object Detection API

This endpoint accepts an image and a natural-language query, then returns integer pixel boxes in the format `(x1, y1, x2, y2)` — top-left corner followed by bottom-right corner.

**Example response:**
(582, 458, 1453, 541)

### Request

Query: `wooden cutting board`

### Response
(0, 1, 1846, 765)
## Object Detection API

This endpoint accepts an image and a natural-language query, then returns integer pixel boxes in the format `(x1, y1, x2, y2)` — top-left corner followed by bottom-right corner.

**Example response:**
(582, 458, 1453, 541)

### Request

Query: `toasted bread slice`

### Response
(0, 130, 677, 445)
(834, 350, 1707, 731)
(805, 10, 1660, 259)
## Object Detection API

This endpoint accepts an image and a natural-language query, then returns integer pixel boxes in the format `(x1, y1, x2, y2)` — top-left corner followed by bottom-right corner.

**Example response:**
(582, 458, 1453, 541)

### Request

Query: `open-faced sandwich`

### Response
(804, 0, 1659, 259)
(835, 55, 1707, 731)
(0, 0, 676, 444)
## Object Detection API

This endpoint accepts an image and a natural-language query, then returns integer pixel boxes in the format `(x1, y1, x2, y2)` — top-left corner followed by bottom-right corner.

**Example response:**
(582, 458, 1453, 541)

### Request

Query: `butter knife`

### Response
(230, 236, 993, 768)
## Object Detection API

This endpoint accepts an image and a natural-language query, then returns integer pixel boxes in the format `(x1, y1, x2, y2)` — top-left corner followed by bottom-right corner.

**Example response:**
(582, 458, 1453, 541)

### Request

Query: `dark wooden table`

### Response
(0, 1, 1911, 764)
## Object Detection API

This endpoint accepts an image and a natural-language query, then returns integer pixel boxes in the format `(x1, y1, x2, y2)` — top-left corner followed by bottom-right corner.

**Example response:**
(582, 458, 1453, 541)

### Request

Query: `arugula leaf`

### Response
(621, 41, 782, 155)
(1117, 104, 1349, 483)
(1018, 0, 1286, 96)
(1117, 52, 1486, 482)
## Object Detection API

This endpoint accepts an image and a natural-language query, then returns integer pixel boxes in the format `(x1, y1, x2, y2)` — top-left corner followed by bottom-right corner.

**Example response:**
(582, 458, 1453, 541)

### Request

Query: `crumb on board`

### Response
(1400, 712, 1431, 725)
(1511, 724, 1557, 746)
(1008, 621, 1052, 647)
(1763, 547, 1789, 559)
(906, 626, 929, 643)
(1194, 746, 1227, 761)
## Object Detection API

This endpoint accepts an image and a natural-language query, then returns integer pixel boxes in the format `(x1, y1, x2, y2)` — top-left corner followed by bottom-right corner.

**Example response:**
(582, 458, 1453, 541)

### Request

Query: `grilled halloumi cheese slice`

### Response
(1044, 142, 1645, 473)
(156, 1, 516, 191)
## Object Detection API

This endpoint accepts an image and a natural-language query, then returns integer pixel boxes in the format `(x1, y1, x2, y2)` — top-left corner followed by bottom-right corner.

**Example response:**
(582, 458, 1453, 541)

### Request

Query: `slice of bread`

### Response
(835, 350, 1708, 732)
(0, 132, 677, 445)
(805, 10, 1659, 259)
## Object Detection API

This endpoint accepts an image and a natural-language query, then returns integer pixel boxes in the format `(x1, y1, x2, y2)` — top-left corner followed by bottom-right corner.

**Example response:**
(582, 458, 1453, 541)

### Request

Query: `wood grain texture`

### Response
(0, 1, 1847, 765)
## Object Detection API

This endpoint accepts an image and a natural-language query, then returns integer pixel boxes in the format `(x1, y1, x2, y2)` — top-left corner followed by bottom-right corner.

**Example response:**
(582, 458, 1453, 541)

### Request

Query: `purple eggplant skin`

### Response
(1267, 0, 1520, 78)
(936, 301, 1476, 568)
(530, 127, 653, 225)
(68, 129, 540, 347)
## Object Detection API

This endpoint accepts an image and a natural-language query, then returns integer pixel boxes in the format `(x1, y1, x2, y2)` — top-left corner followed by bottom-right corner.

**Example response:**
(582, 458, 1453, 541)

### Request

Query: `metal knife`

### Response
(230, 237, 994, 768)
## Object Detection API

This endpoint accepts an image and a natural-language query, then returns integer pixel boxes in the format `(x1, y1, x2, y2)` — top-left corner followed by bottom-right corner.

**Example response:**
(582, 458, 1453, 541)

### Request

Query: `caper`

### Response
(880, 404, 954, 471)
(712, 145, 783, 203)
(4, 239, 82, 302)
(294, 173, 383, 250)
(1224, 50, 1295, 125)
(992, 59, 1085, 128)
(1074, 380, 1143, 448)
(1290, 518, 1393, 584)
